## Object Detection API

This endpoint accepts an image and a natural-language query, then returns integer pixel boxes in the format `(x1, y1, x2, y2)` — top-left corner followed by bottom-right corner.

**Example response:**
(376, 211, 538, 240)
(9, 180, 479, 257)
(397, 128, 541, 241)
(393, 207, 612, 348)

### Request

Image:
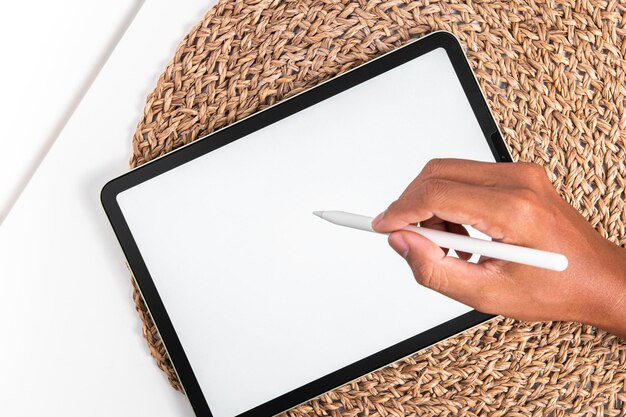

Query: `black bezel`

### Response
(101, 30, 512, 417)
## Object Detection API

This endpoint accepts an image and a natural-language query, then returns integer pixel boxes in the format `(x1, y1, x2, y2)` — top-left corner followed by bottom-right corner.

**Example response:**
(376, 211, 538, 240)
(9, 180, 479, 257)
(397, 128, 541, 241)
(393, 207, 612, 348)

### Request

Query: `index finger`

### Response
(372, 178, 533, 243)
(397, 159, 549, 200)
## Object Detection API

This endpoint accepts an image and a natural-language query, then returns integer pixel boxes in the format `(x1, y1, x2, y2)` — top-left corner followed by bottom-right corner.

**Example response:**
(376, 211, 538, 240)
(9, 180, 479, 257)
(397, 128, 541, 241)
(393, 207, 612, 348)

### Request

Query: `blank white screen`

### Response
(117, 46, 496, 416)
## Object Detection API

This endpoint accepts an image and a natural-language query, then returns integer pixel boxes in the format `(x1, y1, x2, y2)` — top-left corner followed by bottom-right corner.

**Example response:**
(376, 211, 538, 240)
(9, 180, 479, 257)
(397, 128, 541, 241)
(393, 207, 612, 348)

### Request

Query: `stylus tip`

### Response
(312, 211, 324, 218)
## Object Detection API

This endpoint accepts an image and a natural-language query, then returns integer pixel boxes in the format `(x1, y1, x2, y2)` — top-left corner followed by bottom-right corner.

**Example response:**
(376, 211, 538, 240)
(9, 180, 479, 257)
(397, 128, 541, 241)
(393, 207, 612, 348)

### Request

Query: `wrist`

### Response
(587, 244, 626, 339)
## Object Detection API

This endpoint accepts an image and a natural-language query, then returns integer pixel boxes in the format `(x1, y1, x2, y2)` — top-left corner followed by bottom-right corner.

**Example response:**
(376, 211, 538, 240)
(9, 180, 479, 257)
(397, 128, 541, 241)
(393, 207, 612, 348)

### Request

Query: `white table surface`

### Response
(0, 0, 141, 223)
(0, 1, 216, 415)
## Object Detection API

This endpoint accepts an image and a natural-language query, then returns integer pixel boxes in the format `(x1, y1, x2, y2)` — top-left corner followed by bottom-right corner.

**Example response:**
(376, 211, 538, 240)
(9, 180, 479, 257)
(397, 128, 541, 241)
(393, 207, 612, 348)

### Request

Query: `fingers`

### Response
(373, 178, 521, 241)
(398, 159, 550, 198)
(371, 157, 556, 314)
(372, 158, 552, 244)
(388, 230, 496, 310)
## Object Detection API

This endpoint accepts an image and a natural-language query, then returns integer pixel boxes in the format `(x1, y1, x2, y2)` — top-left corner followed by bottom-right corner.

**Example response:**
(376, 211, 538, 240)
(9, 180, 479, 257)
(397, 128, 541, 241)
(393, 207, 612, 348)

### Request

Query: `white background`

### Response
(0, 1, 141, 222)
(0, 1, 215, 416)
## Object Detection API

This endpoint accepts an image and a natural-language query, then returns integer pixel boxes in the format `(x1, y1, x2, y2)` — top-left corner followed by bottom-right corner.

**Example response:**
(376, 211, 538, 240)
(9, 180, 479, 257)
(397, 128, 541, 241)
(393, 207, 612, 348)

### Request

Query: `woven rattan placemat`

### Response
(127, 0, 625, 415)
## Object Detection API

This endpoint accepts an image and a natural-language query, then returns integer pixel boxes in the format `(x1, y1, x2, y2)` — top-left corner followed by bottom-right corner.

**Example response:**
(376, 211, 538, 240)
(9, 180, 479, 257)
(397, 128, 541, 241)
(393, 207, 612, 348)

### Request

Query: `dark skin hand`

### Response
(371, 159, 626, 339)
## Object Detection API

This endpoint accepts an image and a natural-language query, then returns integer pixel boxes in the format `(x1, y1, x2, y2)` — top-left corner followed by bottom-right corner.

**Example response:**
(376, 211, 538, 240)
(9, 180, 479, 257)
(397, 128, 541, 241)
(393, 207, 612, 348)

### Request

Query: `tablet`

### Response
(102, 31, 512, 417)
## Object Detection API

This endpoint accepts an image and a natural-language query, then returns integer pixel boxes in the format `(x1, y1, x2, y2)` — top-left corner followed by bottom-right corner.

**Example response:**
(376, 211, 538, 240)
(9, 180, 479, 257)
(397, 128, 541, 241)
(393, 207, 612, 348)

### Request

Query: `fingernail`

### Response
(371, 211, 385, 227)
(389, 234, 410, 259)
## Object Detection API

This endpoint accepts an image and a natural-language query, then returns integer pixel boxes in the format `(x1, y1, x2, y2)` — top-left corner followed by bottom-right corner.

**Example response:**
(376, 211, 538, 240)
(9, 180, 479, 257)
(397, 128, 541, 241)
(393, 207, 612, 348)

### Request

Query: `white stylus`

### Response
(313, 210, 568, 272)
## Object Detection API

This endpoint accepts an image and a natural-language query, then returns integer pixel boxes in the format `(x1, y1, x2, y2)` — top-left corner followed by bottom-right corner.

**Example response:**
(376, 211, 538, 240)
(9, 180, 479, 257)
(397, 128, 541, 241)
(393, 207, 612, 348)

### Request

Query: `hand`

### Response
(371, 158, 626, 338)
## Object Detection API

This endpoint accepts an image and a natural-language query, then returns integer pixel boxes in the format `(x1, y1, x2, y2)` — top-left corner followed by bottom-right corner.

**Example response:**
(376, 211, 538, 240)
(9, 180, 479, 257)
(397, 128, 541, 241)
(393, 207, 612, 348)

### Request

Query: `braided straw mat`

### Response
(128, 0, 626, 415)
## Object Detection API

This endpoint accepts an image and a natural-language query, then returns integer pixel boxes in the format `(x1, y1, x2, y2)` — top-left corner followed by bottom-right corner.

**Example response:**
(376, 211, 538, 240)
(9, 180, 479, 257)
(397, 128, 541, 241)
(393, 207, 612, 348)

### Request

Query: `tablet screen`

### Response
(117, 46, 496, 416)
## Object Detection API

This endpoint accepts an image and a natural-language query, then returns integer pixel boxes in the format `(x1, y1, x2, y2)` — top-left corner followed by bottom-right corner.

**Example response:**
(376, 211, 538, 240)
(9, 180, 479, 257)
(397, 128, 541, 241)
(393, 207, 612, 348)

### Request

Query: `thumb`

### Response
(388, 230, 492, 310)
